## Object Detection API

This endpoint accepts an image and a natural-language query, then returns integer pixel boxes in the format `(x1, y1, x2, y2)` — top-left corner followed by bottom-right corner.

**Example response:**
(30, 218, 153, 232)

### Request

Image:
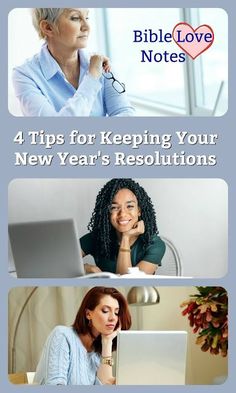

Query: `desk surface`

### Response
(9, 270, 190, 279)
(8, 373, 27, 384)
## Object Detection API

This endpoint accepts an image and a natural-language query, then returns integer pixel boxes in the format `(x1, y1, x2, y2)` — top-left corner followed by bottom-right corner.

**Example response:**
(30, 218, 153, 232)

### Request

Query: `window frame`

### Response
(95, 8, 227, 116)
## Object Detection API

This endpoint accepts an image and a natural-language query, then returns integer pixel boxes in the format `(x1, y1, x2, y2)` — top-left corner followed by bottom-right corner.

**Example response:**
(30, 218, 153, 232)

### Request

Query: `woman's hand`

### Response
(97, 322, 121, 384)
(116, 221, 144, 275)
(105, 377, 116, 385)
(121, 220, 145, 243)
(84, 263, 102, 274)
(89, 54, 111, 79)
(101, 322, 121, 350)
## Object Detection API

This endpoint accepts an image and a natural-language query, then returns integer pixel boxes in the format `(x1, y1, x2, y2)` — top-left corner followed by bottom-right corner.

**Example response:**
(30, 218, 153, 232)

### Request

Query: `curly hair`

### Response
(88, 178, 158, 258)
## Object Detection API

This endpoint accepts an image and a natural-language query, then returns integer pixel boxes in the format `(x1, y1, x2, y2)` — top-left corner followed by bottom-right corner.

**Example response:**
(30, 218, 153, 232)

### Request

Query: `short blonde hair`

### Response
(31, 8, 65, 39)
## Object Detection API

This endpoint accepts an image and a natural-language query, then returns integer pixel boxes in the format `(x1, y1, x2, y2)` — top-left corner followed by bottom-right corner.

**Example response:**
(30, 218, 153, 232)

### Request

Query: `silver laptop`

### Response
(8, 218, 86, 278)
(116, 330, 187, 385)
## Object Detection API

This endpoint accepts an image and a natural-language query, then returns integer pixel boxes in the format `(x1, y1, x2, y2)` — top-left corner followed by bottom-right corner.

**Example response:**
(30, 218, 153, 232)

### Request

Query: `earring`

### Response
(88, 318, 92, 327)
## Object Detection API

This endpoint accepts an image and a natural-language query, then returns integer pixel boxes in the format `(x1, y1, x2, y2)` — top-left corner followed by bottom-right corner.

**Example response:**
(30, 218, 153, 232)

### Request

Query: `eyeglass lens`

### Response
(103, 72, 125, 93)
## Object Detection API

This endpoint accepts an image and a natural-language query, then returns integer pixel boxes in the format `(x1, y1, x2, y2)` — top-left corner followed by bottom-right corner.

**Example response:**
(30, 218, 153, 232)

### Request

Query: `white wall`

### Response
(8, 178, 228, 277)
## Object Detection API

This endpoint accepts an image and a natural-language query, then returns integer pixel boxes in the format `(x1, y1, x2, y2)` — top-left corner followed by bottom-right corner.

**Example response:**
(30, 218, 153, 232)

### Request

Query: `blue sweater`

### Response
(34, 326, 102, 385)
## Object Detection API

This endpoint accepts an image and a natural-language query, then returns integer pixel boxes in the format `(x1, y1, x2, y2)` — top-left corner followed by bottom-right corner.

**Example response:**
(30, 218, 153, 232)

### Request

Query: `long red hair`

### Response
(72, 286, 132, 353)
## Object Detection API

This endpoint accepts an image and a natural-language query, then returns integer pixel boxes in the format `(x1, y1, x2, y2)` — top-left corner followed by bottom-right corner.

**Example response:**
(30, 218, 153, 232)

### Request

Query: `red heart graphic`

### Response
(172, 22, 214, 60)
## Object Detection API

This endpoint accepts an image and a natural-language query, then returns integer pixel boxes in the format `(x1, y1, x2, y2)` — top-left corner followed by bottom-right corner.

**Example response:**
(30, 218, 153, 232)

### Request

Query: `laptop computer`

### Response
(8, 218, 116, 278)
(116, 330, 187, 385)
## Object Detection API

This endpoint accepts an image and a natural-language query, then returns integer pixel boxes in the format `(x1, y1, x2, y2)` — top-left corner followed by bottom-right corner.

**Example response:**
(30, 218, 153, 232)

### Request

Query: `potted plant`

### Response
(180, 287, 228, 357)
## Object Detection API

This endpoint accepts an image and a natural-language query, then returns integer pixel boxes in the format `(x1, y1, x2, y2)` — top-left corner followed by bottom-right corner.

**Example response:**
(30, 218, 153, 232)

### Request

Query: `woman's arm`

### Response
(116, 223, 165, 275)
(34, 328, 70, 385)
(104, 79, 135, 117)
(12, 54, 110, 117)
(96, 338, 114, 384)
(116, 220, 144, 275)
(81, 249, 102, 274)
(97, 326, 120, 384)
(103, 68, 135, 117)
(83, 263, 102, 274)
(137, 260, 158, 274)
(117, 252, 157, 275)
(12, 69, 102, 116)
(80, 234, 102, 274)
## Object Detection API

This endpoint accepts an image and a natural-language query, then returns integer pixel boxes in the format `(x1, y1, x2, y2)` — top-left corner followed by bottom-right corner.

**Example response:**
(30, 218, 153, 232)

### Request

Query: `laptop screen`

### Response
(8, 218, 85, 278)
(116, 330, 187, 385)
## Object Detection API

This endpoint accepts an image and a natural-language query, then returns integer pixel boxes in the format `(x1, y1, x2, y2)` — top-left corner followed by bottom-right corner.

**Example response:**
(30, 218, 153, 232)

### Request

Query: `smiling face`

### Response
(49, 8, 90, 50)
(86, 295, 119, 337)
(109, 188, 141, 235)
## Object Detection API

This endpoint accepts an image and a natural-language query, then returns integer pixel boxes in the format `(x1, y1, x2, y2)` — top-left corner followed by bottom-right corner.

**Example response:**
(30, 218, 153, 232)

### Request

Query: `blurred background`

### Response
(8, 8, 228, 116)
(8, 286, 228, 384)
(8, 178, 228, 278)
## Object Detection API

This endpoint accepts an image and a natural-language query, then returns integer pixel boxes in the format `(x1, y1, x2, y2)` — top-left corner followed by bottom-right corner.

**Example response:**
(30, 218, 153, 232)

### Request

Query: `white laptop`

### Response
(116, 330, 187, 385)
(8, 218, 116, 278)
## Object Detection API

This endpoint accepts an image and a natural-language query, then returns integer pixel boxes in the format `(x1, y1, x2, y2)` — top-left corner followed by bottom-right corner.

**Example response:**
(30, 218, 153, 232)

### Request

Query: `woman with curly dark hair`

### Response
(34, 286, 131, 385)
(80, 178, 166, 275)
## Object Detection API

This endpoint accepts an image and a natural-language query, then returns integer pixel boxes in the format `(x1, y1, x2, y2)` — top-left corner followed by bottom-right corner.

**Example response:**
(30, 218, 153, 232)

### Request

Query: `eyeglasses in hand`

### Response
(103, 71, 126, 94)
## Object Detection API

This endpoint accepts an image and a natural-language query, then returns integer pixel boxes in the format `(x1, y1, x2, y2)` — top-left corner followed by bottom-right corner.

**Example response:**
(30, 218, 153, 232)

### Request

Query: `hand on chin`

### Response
(121, 220, 145, 238)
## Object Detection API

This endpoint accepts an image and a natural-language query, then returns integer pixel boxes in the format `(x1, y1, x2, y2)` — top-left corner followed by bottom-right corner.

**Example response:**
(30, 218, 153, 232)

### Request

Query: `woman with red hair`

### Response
(34, 287, 132, 385)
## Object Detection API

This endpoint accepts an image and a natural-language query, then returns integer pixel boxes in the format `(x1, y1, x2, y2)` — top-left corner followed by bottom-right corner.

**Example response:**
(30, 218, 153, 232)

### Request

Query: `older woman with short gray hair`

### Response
(12, 8, 134, 117)
(31, 8, 65, 39)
